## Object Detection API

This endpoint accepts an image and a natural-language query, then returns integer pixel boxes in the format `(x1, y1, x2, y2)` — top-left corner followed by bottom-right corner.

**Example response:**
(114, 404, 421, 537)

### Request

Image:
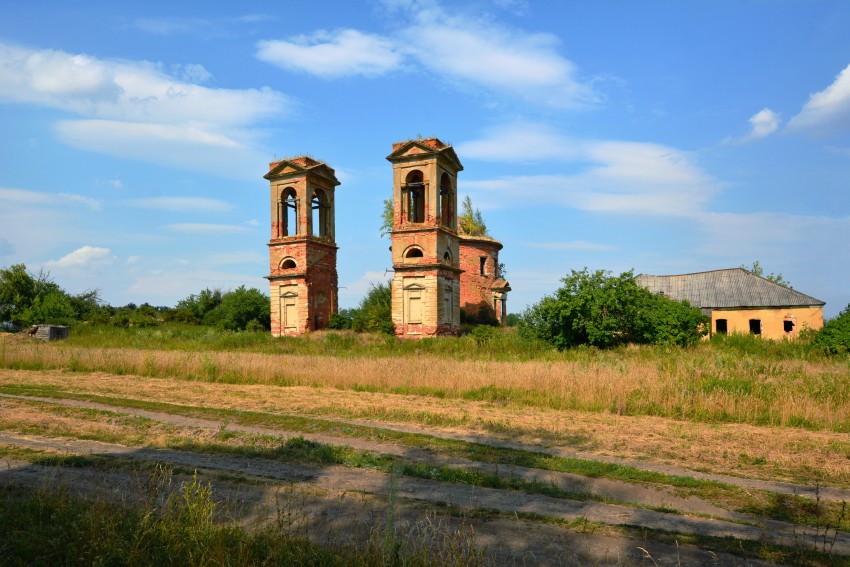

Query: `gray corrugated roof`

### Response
(635, 268, 825, 309)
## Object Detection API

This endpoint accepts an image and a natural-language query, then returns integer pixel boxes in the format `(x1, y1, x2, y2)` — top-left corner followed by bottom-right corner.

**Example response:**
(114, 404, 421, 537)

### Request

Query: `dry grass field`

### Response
(1, 329, 849, 565)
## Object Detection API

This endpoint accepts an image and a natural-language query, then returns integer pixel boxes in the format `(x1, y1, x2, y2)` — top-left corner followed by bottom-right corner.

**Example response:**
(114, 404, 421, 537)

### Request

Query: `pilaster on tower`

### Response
(264, 156, 340, 336)
(387, 138, 463, 338)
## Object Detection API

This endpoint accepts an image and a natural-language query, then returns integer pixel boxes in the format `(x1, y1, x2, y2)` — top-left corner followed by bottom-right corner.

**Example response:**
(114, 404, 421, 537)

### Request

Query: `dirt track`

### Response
(1, 368, 848, 565)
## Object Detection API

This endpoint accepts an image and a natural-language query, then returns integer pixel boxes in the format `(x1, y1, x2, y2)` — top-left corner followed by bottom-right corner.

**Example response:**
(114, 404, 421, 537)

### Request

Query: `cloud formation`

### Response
(788, 63, 850, 136)
(0, 41, 289, 177)
(257, 30, 402, 78)
(460, 124, 721, 215)
(0, 187, 101, 210)
(45, 245, 115, 270)
(744, 108, 781, 141)
(255, 2, 595, 108)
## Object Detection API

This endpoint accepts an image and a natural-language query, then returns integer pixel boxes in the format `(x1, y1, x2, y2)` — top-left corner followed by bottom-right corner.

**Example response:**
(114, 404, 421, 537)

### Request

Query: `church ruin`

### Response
(265, 139, 510, 338)
(265, 156, 340, 336)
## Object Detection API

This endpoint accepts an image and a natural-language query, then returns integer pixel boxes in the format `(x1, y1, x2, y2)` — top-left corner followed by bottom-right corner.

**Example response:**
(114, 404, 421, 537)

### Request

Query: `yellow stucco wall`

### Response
(710, 306, 823, 340)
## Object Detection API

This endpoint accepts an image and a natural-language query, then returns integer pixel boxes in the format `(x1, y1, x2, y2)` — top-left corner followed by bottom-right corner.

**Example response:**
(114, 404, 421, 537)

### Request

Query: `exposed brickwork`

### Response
(458, 236, 504, 322)
(265, 156, 340, 336)
(387, 139, 463, 338)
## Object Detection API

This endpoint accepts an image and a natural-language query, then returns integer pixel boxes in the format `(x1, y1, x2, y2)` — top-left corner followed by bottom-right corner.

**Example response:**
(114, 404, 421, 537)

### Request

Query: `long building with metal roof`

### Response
(636, 268, 825, 339)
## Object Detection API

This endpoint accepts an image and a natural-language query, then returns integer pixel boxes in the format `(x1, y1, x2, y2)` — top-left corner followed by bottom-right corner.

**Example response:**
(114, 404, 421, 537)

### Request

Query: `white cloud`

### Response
(44, 245, 115, 270)
(55, 120, 264, 179)
(165, 223, 250, 234)
(0, 41, 290, 177)
(728, 107, 781, 143)
(399, 6, 595, 108)
(460, 124, 721, 215)
(787, 63, 850, 135)
(255, 3, 595, 108)
(256, 29, 402, 78)
(0, 186, 101, 210)
(125, 196, 233, 213)
(457, 122, 581, 162)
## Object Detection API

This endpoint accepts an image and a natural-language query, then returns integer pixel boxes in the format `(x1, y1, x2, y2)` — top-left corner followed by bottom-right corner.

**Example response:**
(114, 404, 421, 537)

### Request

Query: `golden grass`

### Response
(2, 339, 849, 433)
(2, 368, 849, 487)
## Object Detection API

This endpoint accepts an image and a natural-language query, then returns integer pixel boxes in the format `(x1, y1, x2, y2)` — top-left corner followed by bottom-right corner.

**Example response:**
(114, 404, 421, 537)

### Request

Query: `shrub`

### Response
(204, 286, 270, 331)
(328, 309, 353, 330)
(813, 304, 850, 355)
(519, 268, 708, 349)
(351, 283, 394, 335)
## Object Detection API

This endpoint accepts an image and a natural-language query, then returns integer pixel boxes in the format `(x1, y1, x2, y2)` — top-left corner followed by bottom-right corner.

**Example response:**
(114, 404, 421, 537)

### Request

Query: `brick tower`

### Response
(264, 156, 340, 336)
(387, 138, 463, 338)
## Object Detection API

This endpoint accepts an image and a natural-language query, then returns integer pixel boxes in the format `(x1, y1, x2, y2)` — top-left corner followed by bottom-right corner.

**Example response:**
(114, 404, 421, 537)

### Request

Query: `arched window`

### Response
(311, 188, 330, 238)
(403, 170, 425, 223)
(280, 258, 297, 270)
(443, 250, 452, 265)
(279, 187, 298, 237)
(405, 246, 424, 259)
(439, 172, 453, 227)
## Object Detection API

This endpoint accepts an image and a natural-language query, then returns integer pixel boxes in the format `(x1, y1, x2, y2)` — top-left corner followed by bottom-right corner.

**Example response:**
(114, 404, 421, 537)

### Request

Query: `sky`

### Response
(1, 0, 849, 318)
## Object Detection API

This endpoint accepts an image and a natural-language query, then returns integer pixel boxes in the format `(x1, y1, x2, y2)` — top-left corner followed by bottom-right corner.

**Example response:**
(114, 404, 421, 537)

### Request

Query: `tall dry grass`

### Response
(3, 337, 849, 432)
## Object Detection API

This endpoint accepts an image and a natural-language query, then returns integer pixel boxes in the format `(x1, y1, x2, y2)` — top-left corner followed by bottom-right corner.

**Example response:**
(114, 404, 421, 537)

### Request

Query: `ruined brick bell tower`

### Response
(387, 138, 463, 338)
(265, 156, 340, 336)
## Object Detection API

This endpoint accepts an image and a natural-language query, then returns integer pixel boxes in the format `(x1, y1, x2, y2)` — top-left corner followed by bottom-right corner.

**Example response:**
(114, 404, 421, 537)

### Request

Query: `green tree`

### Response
(176, 288, 223, 322)
(812, 304, 850, 355)
(519, 268, 708, 349)
(351, 283, 394, 334)
(741, 260, 791, 288)
(380, 197, 394, 238)
(458, 195, 488, 236)
(204, 286, 270, 331)
(19, 290, 77, 326)
(0, 264, 62, 328)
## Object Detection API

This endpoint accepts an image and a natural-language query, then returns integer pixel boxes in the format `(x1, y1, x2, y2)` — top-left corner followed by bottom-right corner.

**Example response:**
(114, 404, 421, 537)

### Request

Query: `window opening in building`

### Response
(405, 247, 424, 259)
(404, 170, 425, 223)
(716, 319, 727, 335)
(479, 256, 487, 276)
(281, 258, 297, 269)
(311, 189, 329, 238)
(280, 187, 298, 237)
(440, 172, 452, 226)
(749, 319, 761, 335)
(443, 251, 451, 265)
(784, 320, 795, 333)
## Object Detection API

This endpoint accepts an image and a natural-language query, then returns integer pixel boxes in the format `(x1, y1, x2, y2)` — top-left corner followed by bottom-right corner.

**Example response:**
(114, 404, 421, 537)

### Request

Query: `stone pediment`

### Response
(386, 139, 464, 171)
(264, 157, 340, 185)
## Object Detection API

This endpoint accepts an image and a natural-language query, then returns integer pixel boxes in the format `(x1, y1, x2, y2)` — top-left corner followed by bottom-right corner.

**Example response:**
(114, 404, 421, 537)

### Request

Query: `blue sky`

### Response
(1, 0, 849, 317)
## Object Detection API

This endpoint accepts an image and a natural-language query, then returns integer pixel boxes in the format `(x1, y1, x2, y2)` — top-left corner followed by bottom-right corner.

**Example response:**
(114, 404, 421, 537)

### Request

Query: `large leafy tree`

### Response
(519, 268, 708, 349)
(1, 264, 62, 328)
(204, 286, 270, 331)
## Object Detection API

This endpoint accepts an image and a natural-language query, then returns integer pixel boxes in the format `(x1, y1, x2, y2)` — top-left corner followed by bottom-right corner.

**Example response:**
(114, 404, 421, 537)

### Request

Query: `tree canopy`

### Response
(519, 268, 709, 349)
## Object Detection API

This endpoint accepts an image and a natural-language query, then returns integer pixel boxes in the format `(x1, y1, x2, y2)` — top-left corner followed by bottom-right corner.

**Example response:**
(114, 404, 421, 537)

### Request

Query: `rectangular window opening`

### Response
(715, 319, 727, 335)
(784, 320, 795, 333)
(479, 256, 487, 276)
(749, 319, 761, 335)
